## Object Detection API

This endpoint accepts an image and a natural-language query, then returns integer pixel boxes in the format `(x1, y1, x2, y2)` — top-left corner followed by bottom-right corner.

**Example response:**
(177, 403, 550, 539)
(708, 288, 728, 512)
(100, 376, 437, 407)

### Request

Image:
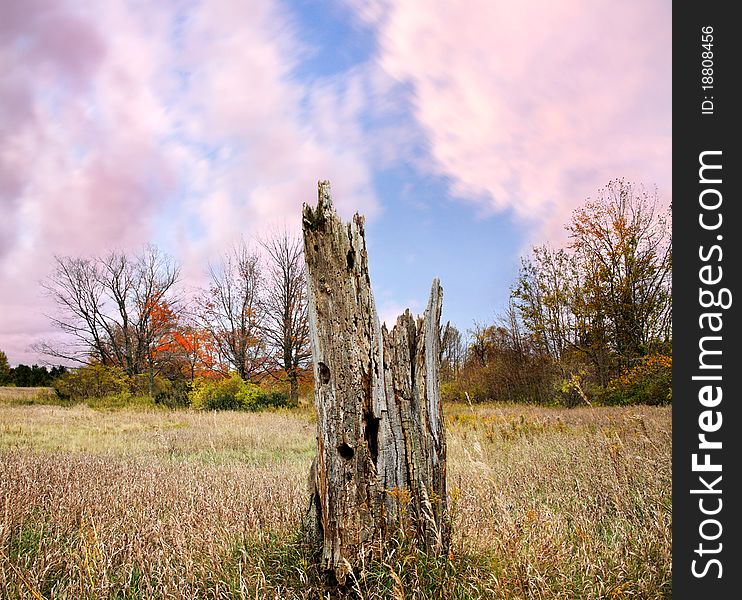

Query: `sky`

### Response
(0, 0, 671, 366)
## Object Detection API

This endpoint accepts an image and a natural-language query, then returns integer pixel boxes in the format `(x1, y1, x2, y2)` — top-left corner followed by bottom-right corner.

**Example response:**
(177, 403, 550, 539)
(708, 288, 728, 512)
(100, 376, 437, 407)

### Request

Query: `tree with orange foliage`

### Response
(39, 245, 181, 397)
(169, 323, 219, 383)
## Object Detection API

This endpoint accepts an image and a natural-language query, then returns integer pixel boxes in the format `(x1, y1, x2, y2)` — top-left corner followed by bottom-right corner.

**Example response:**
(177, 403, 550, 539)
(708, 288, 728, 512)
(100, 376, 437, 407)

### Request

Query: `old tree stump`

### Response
(302, 181, 449, 584)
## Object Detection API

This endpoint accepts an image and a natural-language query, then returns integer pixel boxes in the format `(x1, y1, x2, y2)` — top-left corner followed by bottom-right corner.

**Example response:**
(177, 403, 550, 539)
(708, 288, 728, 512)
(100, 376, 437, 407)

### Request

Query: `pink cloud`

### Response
(0, 0, 379, 364)
(351, 0, 671, 242)
(0, 0, 672, 366)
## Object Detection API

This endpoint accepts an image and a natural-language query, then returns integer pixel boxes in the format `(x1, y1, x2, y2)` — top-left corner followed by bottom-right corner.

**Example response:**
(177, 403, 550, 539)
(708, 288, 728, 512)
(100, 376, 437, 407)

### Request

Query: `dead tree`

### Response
(260, 231, 311, 405)
(302, 181, 448, 585)
(197, 240, 265, 381)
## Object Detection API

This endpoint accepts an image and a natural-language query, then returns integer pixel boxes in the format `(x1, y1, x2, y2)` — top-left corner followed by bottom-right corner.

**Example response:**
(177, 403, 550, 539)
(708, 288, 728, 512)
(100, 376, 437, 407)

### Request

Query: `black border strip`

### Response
(673, 3, 740, 597)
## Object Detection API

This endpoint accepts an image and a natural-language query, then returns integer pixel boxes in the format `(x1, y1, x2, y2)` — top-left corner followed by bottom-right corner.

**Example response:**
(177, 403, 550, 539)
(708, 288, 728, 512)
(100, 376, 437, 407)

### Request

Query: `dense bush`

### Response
(154, 379, 192, 408)
(190, 376, 245, 410)
(190, 376, 293, 411)
(442, 356, 558, 405)
(52, 365, 183, 407)
(440, 381, 467, 404)
(54, 365, 130, 401)
(600, 354, 672, 406)
(49, 365, 294, 411)
(239, 386, 292, 411)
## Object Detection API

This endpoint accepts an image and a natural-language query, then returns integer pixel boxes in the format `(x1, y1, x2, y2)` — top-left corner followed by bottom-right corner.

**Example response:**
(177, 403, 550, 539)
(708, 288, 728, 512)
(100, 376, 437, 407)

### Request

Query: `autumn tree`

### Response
(260, 231, 310, 405)
(568, 179, 671, 367)
(452, 310, 554, 404)
(512, 179, 671, 389)
(198, 240, 265, 381)
(169, 321, 216, 384)
(512, 246, 582, 361)
(145, 299, 195, 384)
(39, 246, 180, 394)
(134, 248, 182, 396)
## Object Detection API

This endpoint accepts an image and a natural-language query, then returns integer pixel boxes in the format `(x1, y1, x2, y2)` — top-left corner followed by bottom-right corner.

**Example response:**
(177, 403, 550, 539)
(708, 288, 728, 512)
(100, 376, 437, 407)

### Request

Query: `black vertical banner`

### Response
(674, 3, 740, 598)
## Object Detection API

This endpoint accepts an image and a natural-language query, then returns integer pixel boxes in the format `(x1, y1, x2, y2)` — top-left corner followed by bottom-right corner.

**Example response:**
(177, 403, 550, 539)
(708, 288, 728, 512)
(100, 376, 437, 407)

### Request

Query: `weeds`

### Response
(0, 403, 671, 598)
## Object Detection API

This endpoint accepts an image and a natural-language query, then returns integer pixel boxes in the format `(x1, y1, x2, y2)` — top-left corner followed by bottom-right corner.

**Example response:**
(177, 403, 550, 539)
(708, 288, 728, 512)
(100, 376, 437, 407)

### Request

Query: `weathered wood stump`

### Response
(302, 181, 448, 585)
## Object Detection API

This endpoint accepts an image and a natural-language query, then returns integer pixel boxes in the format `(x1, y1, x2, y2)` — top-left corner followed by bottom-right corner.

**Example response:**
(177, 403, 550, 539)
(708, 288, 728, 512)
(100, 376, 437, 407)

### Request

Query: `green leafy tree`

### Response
(0, 350, 11, 385)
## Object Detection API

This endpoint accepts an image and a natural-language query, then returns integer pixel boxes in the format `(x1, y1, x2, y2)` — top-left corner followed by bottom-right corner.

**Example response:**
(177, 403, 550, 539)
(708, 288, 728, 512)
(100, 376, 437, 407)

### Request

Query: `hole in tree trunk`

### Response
(363, 411, 380, 465)
(346, 249, 356, 270)
(318, 362, 331, 384)
(337, 442, 354, 460)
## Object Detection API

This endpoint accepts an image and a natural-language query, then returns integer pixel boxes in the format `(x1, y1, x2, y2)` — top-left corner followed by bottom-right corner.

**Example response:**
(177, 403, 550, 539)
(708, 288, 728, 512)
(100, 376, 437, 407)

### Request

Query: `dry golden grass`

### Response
(445, 405, 671, 598)
(0, 402, 671, 599)
(0, 387, 57, 406)
(0, 404, 315, 463)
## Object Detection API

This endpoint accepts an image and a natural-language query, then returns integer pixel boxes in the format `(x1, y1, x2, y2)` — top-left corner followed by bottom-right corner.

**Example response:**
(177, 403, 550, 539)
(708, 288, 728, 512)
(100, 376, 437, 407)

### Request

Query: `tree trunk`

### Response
(148, 353, 155, 399)
(302, 181, 448, 585)
(288, 368, 299, 406)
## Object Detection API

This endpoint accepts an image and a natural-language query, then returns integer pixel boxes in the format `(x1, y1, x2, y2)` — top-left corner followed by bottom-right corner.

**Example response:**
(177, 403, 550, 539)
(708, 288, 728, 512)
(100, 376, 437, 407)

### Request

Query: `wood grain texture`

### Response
(302, 181, 448, 584)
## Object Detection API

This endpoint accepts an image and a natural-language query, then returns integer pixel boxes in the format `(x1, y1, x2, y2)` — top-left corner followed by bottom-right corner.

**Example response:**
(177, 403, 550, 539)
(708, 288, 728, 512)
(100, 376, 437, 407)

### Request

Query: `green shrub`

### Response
(54, 365, 130, 401)
(190, 375, 246, 411)
(440, 381, 481, 404)
(440, 382, 462, 403)
(154, 379, 191, 408)
(601, 354, 672, 406)
(129, 374, 152, 397)
(190, 376, 294, 411)
(237, 386, 292, 411)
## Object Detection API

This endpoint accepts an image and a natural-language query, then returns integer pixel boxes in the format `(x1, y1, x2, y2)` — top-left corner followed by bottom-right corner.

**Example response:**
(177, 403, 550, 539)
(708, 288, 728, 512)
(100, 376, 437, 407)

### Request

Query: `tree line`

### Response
(0, 352, 67, 387)
(440, 179, 672, 406)
(33, 232, 310, 405)
(6, 178, 670, 408)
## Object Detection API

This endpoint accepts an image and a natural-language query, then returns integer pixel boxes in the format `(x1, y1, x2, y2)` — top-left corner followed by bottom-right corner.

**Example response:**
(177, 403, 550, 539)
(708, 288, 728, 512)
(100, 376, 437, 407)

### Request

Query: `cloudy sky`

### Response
(0, 0, 671, 366)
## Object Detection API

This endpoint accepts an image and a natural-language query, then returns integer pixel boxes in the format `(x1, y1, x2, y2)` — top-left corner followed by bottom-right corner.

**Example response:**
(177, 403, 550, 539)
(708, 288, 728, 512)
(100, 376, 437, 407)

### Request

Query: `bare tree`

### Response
(260, 231, 310, 404)
(39, 256, 111, 366)
(39, 246, 180, 394)
(198, 240, 265, 381)
(512, 246, 584, 361)
(440, 322, 464, 382)
(133, 246, 181, 395)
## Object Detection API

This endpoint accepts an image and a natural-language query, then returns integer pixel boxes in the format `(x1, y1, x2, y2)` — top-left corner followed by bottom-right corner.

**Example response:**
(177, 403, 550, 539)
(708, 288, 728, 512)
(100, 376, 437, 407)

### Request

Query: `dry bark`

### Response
(302, 181, 448, 585)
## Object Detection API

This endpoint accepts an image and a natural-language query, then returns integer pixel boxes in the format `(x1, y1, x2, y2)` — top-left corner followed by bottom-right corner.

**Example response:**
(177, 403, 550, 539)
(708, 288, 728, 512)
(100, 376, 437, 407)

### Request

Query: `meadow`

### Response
(0, 390, 671, 599)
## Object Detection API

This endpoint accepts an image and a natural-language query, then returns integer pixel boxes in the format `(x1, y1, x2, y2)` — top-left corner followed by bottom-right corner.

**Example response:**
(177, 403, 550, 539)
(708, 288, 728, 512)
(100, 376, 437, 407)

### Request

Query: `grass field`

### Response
(0, 387, 58, 406)
(0, 391, 671, 599)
